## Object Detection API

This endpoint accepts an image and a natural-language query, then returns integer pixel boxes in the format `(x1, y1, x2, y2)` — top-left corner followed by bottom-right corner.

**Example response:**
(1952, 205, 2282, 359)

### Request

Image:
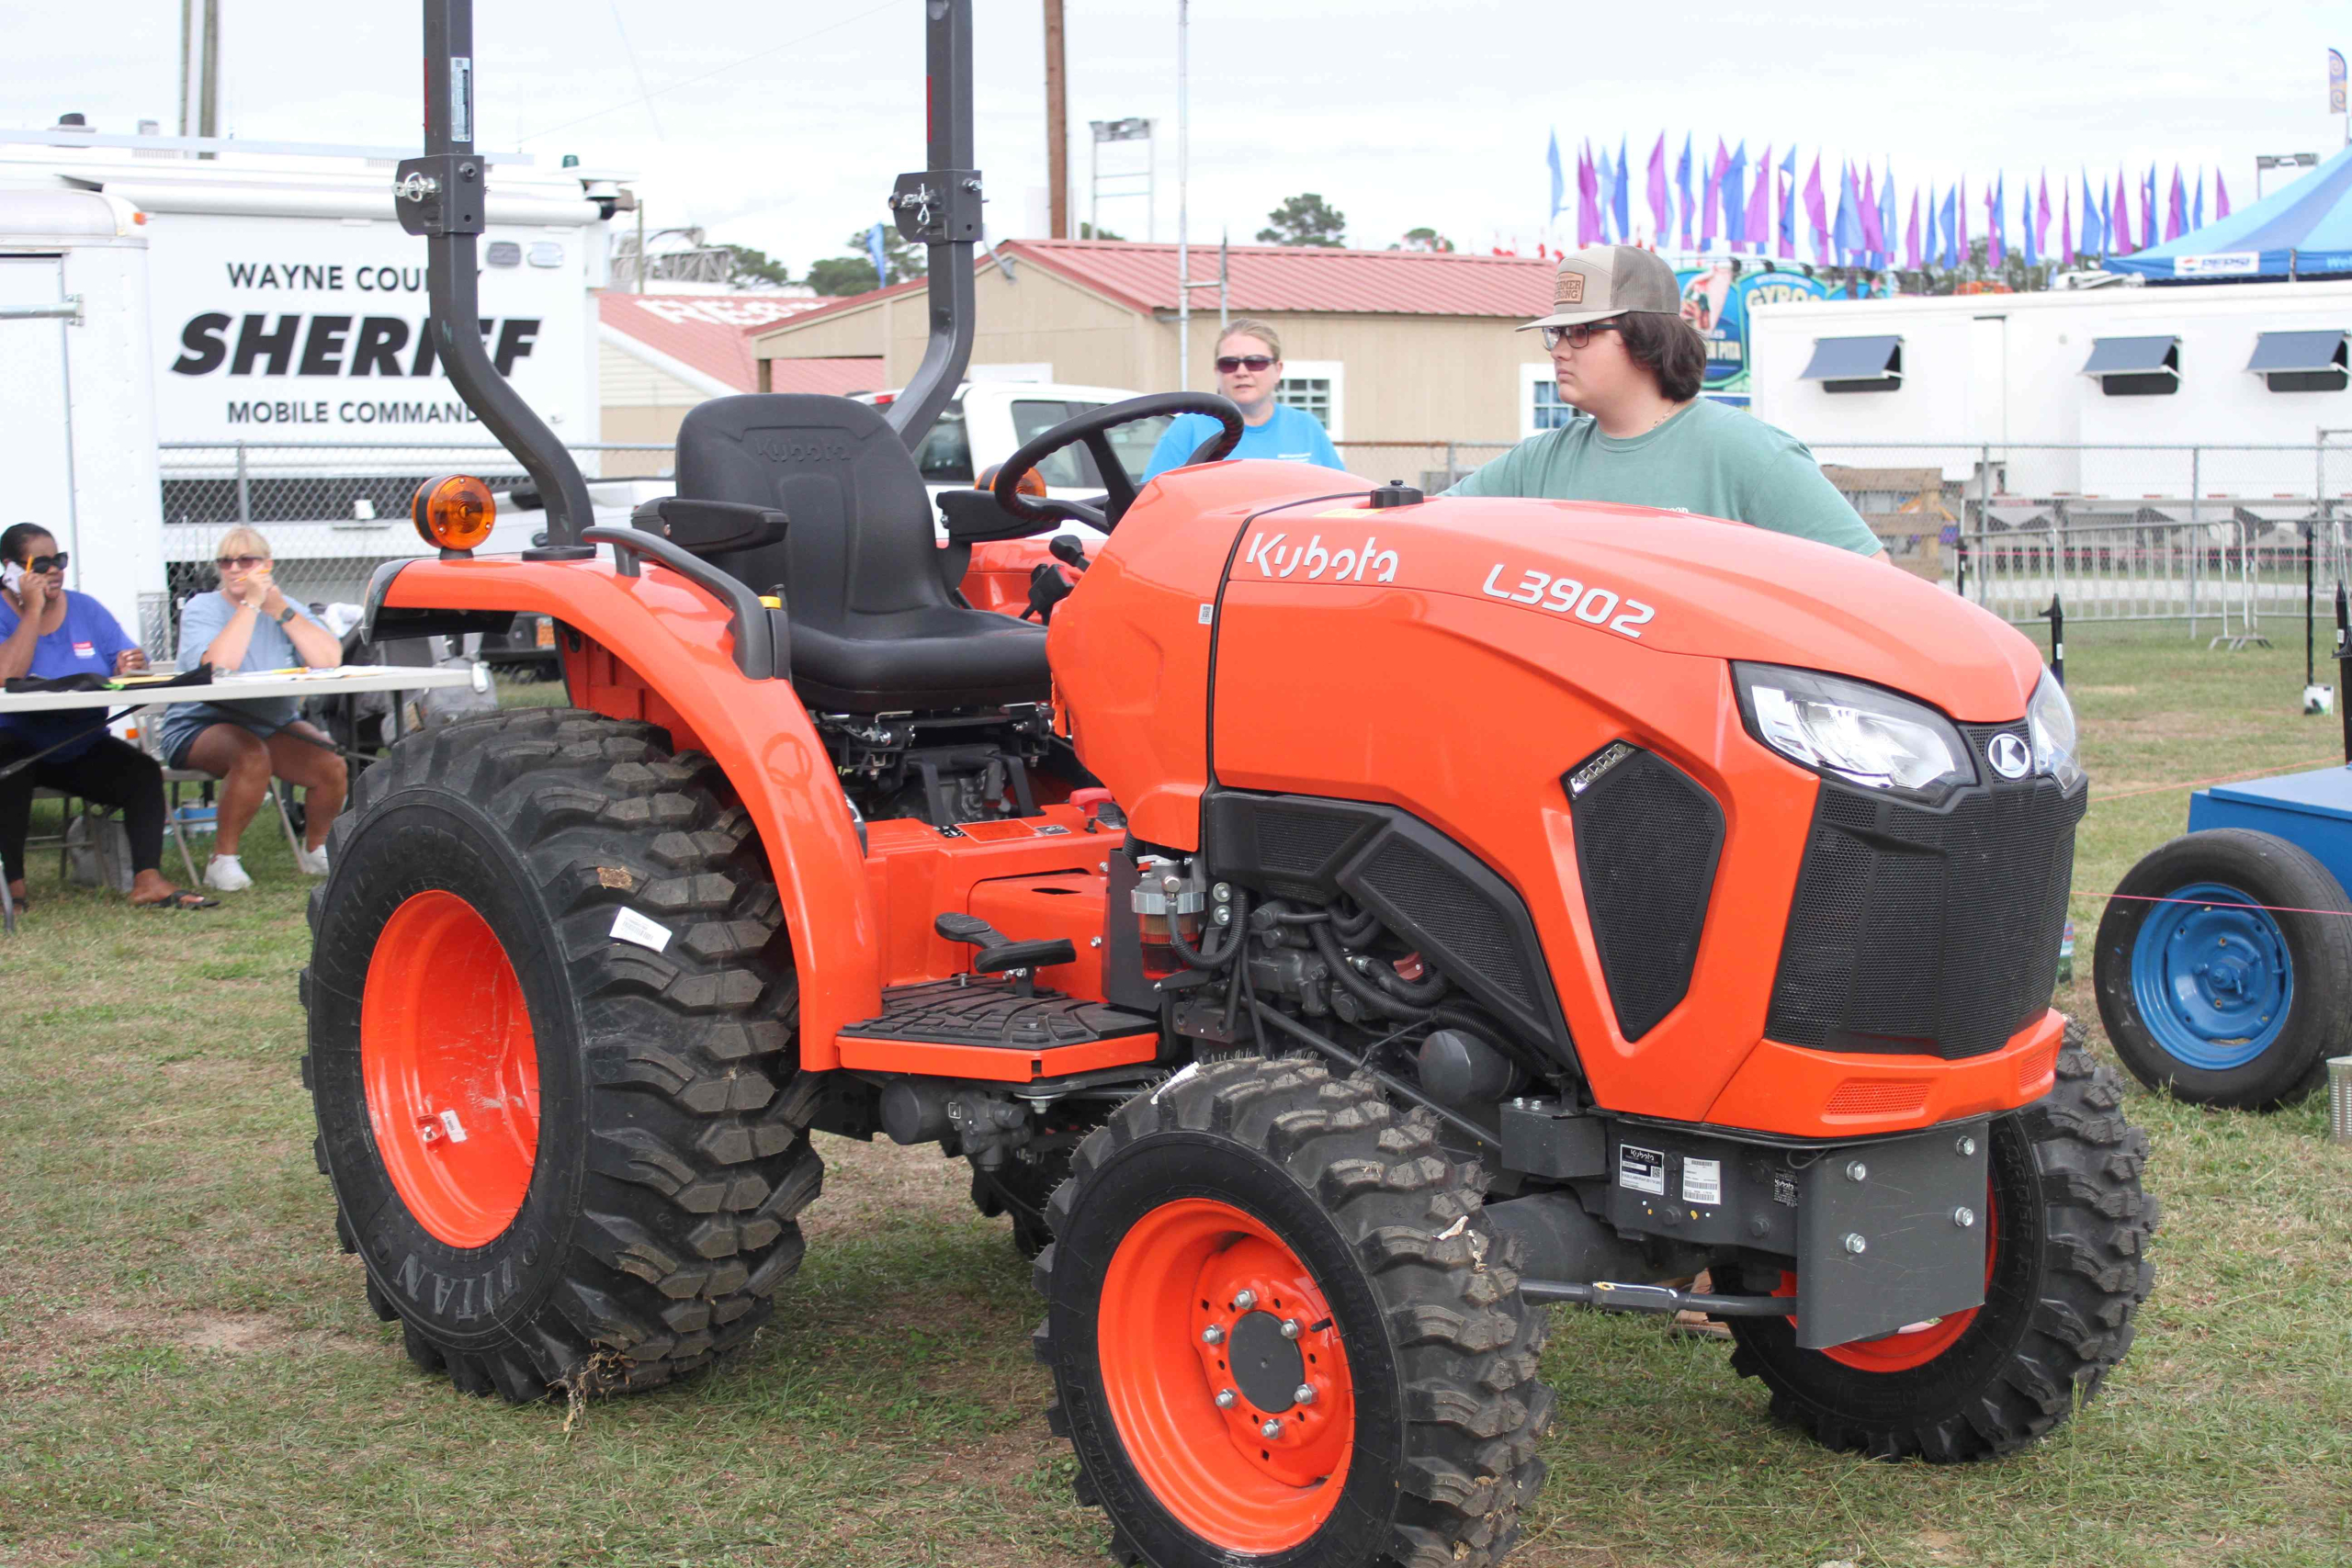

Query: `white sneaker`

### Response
(203, 854, 253, 892)
(296, 843, 330, 877)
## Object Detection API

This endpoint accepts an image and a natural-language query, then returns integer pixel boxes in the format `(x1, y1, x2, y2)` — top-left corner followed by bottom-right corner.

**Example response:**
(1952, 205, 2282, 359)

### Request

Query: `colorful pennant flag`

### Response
(1647, 135, 1669, 243)
(1778, 146, 1798, 259)
(1804, 154, 1828, 261)
(1547, 130, 1566, 221)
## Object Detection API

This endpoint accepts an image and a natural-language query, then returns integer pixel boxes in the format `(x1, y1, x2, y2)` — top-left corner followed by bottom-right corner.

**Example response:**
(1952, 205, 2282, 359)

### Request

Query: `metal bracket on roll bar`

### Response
(580, 526, 786, 682)
(392, 152, 482, 237)
(889, 169, 983, 244)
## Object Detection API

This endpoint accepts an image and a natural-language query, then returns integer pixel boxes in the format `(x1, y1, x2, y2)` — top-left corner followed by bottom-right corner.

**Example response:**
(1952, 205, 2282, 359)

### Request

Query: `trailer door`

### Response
(0, 256, 76, 567)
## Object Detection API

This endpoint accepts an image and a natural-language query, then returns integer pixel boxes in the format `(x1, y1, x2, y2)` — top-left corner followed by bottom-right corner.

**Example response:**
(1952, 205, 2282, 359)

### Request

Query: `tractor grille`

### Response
(1568, 747, 1724, 1041)
(1766, 727, 2083, 1061)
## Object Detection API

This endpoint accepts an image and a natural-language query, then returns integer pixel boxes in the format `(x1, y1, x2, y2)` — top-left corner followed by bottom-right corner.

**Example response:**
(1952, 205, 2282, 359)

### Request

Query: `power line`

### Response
(519, 0, 911, 146)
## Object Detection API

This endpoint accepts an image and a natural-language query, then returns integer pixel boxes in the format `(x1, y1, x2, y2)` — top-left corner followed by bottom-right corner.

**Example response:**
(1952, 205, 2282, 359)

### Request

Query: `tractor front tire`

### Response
(1723, 1026, 2157, 1461)
(303, 709, 821, 1401)
(1034, 1057, 1551, 1568)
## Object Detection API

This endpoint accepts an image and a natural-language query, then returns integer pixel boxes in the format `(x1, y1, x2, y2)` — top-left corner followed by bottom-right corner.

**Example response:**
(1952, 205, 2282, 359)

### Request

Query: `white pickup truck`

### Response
(856, 379, 1169, 534)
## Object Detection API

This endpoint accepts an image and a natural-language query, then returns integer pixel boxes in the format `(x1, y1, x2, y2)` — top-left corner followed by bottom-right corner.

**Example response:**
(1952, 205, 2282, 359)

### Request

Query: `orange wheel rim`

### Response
(360, 890, 540, 1249)
(1780, 1179, 1996, 1372)
(1096, 1198, 1354, 1552)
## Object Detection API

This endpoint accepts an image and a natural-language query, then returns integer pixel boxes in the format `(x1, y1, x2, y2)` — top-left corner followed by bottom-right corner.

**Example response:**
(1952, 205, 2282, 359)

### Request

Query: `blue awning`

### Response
(2082, 336, 2178, 376)
(2106, 142, 2352, 281)
(2247, 330, 2346, 373)
(1798, 335, 1901, 380)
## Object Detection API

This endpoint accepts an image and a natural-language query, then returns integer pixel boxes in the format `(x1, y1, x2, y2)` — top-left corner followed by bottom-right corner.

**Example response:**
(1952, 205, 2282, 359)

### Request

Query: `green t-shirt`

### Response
(1444, 398, 1883, 556)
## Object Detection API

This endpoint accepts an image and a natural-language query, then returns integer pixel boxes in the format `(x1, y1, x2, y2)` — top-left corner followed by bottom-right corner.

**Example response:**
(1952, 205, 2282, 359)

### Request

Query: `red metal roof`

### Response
(763, 355, 886, 397)
(1001, 239, 1557, 318)
(599, 292, 831, 390)
(747, 243, 1560, 344)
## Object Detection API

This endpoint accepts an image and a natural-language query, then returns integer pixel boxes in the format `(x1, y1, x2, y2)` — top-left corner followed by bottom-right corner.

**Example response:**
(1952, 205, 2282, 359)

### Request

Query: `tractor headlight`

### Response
(1735, 662, 1974, 802)
(2028, 670, 2086, 794)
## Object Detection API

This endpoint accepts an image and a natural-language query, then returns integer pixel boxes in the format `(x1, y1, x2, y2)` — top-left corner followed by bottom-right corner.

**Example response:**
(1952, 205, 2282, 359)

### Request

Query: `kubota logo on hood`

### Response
(1242, 532, 1400, 583)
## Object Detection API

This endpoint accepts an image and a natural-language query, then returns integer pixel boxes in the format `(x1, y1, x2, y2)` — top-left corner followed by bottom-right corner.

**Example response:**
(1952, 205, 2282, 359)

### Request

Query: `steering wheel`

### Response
(991, 391, 1244, 531)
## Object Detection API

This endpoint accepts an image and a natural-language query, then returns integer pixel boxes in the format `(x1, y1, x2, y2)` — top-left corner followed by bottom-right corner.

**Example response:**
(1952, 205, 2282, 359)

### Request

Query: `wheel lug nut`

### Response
(1953, 1206, 1977, 1228)
(1215, 1388, 1237, 1409)
(1201, 1325, 1225, 1345)
(1260, 1417, 1283, 1439)
(1279, 1318, 1301, 1339)
(1232, 1289, 1257, 1311)
(1294, 1383, 1317, 1405)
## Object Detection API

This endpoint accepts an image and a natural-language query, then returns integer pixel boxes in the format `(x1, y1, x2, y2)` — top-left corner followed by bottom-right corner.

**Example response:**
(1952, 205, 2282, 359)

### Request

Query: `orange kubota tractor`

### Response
(305, 6, 2156, 1564)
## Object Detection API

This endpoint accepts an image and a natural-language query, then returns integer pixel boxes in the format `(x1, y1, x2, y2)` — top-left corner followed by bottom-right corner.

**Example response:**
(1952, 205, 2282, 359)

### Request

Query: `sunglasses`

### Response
(1216, 355, 1276, 374)
(216, 555, 270, 570)
(1540, 320, 1622, 351)
(24, 552, 67, 573)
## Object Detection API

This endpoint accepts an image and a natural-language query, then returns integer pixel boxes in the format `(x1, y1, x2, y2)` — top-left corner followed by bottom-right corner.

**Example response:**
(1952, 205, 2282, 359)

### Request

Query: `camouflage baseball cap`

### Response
(1521, 244, 1682, 331)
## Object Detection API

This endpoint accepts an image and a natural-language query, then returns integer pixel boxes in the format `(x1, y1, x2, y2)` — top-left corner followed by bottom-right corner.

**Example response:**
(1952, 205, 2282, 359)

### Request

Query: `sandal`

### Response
(139, 888, 219, 911)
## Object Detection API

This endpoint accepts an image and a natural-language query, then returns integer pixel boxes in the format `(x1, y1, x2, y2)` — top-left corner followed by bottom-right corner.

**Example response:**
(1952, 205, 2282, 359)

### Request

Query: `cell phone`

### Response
(1, 561, 21, 594)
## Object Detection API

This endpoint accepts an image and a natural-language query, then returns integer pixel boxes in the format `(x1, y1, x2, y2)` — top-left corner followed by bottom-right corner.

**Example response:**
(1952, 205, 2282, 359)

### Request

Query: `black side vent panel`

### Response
(1567, 747, 1724, 1040)
(1201, 791, 1577, 1072)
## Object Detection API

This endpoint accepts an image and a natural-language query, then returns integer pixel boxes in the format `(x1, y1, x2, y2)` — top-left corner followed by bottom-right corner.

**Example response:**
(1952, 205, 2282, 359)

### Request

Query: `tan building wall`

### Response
(752, 267, 1552, 447)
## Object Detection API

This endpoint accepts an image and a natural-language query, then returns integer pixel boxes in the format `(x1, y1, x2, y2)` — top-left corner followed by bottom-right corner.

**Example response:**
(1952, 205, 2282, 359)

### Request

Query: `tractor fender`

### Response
(373, 555, 883, 1062)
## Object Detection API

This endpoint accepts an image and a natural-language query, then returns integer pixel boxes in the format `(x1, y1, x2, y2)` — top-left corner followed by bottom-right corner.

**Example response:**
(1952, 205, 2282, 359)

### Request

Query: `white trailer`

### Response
(0, 187, 169, 646)
(0, 128, 617, 615)
(1748, 280, 2352, 498)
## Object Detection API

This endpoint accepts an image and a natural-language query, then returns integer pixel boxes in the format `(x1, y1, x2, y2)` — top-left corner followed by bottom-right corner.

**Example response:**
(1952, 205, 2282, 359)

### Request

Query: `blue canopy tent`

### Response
(2106, 143, 2352, 281)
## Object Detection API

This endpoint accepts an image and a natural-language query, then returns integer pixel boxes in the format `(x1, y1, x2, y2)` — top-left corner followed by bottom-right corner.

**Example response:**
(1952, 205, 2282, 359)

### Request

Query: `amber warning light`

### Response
(413, 474, 496, 554)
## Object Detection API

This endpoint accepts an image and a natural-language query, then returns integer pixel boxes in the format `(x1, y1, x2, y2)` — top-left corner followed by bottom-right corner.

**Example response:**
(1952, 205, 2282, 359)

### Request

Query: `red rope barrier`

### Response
(2090, 758, 2342, 804)
(2075, 890, 2352, 919)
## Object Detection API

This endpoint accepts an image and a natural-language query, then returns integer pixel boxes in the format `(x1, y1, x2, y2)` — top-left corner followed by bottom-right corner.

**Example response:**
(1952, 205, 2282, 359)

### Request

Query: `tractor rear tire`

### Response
(1034, 1057, 1552, 1568)
(1723, 1024, 2157, 1461)
(302, 708, 822, 1401)
(2093, 828, 2352, 1109)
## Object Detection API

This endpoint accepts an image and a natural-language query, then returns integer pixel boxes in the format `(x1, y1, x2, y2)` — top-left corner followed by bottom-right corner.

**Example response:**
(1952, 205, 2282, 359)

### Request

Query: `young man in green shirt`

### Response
(1448, 244, 1887, 560)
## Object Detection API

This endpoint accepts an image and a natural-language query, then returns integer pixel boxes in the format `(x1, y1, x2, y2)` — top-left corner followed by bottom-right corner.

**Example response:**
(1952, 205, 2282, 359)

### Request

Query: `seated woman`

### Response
(157, 526, 347, 893)
(0, 524, 213, 912)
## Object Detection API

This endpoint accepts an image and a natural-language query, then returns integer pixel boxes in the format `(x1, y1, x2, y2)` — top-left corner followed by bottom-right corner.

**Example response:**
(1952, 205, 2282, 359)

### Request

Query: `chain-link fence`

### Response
(154, 440, 671, 654)
(147, 434, 2352, 658)
(1804, 441, 2352, 636)
(1331, 441, 1514, 491)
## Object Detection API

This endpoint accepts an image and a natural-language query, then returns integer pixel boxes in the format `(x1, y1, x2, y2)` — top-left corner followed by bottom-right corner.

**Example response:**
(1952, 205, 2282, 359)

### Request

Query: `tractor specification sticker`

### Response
(1680, 1157, 1723, 1206)
(610, 908, 674, 953)
(1617, 1145, 1666, 1195)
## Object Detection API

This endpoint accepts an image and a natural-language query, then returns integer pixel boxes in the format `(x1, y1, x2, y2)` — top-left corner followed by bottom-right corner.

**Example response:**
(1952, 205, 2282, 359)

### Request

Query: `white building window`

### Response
(1521, 363, 1577, 438)
(1275, 360, 1345, 439)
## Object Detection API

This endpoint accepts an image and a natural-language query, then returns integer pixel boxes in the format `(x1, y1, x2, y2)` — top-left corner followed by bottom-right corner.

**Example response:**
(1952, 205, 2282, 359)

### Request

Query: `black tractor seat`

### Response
(665, 393, 1049, 711)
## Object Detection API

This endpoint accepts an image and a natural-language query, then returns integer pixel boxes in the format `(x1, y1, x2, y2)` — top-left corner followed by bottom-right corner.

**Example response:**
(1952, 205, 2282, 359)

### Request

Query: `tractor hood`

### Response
(1227, 489, 2042, 723)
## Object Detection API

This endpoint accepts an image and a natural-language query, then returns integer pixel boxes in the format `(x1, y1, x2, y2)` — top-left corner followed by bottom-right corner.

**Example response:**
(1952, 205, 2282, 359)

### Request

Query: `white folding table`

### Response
(0, 664, 487, 931)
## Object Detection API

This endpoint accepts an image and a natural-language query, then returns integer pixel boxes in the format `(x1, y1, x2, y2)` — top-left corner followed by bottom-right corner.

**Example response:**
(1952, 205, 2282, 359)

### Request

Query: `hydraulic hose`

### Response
(1308, 919, 1437, 1021)
(1170, 889, 1248, 970)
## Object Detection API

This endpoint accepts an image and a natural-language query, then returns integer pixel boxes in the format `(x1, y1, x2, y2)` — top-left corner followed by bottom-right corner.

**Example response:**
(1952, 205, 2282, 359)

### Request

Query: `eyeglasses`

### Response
(215, 555, 269, 570)
(1215, 355, 1276, 374)
(25, 552, 67, 574)
(1540, 320, 1623, 351)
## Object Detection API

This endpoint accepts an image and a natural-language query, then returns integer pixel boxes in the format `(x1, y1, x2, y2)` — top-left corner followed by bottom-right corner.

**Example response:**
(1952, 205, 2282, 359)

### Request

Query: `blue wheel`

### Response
(2096, 829, 2352, 1109)
(2126, 881, 2290, 1071)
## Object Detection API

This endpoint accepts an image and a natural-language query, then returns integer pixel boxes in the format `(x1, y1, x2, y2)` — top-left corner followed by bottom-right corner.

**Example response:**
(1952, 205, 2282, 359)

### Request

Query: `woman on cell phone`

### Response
(0, 523, 214, 912)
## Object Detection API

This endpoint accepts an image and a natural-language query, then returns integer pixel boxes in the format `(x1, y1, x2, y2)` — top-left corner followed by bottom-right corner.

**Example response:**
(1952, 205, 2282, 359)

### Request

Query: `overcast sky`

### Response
(5, 0, 2348, 271)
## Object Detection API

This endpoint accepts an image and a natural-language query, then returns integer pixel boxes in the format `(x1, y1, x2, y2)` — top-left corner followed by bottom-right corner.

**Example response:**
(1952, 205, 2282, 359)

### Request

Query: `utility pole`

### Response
(180, 0, 220, 156)
(1176, 0, 1189, 389)
(1045, 0, 1068, 238)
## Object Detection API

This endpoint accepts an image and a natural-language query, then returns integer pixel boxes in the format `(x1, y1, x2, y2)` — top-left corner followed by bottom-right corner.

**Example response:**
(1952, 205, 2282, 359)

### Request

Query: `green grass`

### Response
(3, 636, 2349, 1567)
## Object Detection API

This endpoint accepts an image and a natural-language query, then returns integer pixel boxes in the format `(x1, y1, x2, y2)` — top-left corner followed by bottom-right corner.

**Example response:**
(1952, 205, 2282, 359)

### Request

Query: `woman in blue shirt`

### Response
(159, 526, 347, 893)
(0, 524, 212, 912)
(1139, 319, 1348, 481)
